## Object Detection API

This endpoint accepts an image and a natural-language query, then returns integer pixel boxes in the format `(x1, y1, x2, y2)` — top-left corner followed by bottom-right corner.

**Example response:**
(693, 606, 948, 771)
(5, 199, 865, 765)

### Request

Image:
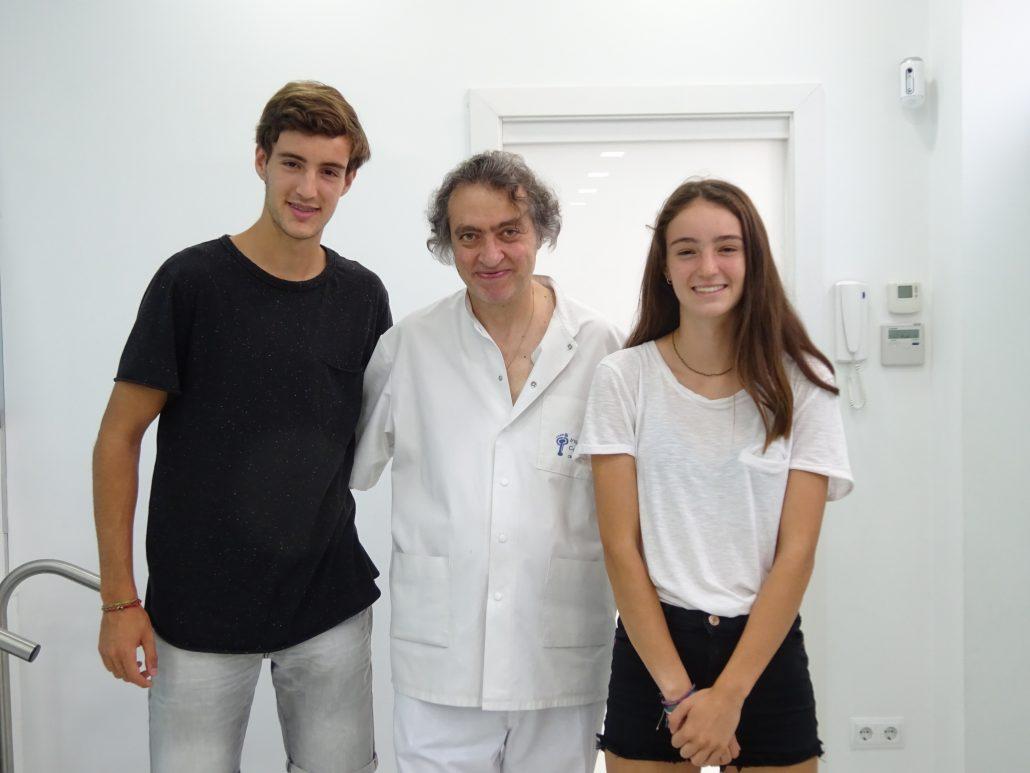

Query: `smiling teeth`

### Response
(695, 285, 726, 294)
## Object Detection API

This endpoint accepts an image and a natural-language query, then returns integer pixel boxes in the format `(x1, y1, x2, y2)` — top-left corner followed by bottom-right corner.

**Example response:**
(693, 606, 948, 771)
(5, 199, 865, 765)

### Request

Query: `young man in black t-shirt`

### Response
(93, 81, 389, 773)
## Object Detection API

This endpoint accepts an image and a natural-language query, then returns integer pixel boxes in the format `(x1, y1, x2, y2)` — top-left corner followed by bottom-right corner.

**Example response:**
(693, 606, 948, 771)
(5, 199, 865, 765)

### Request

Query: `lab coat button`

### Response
(493, 592, 503, 601)
(498, 533, 508, 543)
(499, 477, 509, 487)
(530, 381, 537, 388)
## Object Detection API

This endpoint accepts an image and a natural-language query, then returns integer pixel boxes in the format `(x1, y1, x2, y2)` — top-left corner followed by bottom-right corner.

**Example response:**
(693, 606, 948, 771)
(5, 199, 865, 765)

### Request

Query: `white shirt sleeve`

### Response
(350, 333, 395, 491)
(789, 368, 854, 501)
(577, 360, 637, 458)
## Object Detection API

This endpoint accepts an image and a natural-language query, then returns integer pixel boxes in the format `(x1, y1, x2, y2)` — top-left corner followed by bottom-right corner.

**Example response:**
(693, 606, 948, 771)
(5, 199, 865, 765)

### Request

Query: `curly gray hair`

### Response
(426, 150, 562, 264)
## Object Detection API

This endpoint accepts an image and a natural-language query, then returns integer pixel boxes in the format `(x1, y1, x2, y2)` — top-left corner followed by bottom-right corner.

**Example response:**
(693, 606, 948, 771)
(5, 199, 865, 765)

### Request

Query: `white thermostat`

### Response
(881, 324, 925, 366)
(887, 282, 921, 314)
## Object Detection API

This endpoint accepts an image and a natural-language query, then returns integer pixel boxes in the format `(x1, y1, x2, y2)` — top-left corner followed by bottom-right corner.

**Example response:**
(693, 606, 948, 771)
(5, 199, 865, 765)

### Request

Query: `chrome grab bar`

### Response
(0, 560, 102, 773)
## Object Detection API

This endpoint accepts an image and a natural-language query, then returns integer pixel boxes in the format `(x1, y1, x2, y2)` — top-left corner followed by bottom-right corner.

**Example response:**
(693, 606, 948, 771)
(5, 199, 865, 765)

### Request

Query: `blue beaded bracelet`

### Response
(661, 686, 697, 714)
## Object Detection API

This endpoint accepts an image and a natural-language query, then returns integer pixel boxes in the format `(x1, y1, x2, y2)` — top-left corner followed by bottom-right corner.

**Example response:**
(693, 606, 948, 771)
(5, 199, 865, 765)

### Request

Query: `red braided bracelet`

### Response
(101, 598, 142, 613)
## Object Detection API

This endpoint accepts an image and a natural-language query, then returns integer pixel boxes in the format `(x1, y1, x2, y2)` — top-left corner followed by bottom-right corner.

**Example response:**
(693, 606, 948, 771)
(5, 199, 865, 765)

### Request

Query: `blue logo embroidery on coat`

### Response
(556, 433, 578, 457)
(555, 433, 569, 456)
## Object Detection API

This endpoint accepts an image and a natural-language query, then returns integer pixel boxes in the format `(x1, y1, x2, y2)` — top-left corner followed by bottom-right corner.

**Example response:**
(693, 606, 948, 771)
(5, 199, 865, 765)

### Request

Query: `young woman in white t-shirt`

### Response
(578, 179, 853, 772)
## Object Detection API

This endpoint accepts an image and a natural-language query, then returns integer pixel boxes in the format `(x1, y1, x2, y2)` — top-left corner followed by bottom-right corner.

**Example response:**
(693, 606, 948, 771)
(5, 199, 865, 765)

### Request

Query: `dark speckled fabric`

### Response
(116, 236, 391, 653)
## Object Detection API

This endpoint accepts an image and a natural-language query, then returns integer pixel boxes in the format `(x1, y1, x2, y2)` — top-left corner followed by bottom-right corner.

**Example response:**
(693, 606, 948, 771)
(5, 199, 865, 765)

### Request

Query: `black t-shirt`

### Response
(116, 236, 391, 653)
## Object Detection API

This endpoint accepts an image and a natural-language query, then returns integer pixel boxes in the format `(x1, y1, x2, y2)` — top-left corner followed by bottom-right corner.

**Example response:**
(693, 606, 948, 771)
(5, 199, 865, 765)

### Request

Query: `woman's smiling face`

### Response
(665, 199, 746, 323)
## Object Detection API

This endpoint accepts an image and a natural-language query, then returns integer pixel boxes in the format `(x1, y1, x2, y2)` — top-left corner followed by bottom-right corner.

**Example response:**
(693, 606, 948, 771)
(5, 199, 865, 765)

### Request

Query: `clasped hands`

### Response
(666, 686, 742, 768)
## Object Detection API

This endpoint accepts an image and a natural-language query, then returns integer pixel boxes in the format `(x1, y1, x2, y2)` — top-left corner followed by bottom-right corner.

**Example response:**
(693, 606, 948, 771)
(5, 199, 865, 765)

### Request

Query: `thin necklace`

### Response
(503, 286, 537, 370)
(671, 333, 733, 377)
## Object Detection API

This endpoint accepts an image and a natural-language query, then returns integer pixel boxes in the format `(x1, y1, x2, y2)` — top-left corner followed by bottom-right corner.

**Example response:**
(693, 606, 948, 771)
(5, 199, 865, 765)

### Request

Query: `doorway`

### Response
(472, 85, 825, 773)
(507, 134, 788, 334)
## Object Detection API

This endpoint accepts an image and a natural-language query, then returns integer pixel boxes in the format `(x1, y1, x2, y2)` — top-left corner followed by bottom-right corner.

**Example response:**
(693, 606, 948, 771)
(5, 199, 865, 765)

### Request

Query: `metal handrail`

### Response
(0, 560, 101, 773)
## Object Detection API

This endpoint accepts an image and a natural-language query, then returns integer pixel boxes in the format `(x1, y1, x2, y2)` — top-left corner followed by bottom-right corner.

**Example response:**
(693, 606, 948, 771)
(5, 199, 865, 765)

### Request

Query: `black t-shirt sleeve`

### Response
(115, 261, 192, 394)
(364, 278, 392, 366)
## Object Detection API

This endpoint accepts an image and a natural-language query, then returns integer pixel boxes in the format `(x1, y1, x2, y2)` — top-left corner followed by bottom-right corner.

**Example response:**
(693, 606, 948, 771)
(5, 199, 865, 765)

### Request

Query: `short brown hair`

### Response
(255, 81, 370, 172)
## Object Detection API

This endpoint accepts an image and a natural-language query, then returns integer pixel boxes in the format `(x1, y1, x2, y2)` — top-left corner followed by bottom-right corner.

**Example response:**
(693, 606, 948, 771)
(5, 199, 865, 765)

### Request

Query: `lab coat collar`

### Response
(457, 276, 582, 425)
(460, 275, 583, 341)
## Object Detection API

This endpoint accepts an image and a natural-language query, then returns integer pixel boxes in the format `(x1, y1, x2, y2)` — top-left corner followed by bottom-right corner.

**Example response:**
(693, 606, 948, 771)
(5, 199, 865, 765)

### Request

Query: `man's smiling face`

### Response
(448, 183, 539, 309)
(255, 129, 356, 243)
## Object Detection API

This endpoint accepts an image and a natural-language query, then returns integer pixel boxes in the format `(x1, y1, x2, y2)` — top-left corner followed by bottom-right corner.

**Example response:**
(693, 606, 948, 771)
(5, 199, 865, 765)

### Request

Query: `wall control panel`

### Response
(887, 282, 921, 314)
(881, 324, 925, 365)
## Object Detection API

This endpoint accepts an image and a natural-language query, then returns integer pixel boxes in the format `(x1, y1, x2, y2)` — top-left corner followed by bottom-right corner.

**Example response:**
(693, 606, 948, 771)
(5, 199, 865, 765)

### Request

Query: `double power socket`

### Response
(850, 717, 906, 749)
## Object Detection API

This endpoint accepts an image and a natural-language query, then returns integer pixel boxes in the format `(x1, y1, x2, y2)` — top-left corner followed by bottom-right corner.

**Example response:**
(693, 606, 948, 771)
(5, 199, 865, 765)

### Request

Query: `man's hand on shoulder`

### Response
(98, 606, 158, 689)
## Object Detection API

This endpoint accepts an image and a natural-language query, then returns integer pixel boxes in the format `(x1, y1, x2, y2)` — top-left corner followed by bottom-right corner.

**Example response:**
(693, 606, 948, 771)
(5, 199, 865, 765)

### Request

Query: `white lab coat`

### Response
(352, 278, 621, 710)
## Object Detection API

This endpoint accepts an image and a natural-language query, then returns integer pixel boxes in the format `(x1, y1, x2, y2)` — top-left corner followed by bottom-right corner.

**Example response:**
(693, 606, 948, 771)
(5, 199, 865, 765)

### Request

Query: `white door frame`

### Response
(467, 84, 830, 706)
(467, 84, 825, 308)
(0, 287, 8, 578)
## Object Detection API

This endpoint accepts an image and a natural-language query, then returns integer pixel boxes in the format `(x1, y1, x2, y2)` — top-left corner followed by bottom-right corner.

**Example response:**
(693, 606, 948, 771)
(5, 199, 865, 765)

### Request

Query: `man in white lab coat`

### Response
(352, 151, 621, 772)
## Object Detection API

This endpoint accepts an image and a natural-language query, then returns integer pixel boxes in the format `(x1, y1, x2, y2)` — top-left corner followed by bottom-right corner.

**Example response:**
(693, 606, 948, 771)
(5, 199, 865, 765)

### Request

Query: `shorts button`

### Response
(708, 615, 720, 626)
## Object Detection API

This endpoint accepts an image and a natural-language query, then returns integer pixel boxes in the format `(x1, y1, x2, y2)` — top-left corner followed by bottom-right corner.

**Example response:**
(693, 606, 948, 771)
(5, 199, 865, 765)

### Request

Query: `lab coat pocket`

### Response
(540, 557, 614, 648)
(737, 437, 790, 474)
(390, 552, 450, 647)
(536, 395, 591, 479)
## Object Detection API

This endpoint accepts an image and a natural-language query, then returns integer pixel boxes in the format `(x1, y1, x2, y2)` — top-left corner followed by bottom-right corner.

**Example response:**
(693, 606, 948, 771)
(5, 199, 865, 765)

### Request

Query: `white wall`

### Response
(0, 0, 1003, 770)
(961, 2, 1030, 769)
(927, 0, 966, 768)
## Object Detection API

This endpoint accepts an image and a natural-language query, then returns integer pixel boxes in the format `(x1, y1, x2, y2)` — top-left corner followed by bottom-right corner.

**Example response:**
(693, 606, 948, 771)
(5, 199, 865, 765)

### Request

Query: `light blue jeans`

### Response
(149, 608, 376, 773)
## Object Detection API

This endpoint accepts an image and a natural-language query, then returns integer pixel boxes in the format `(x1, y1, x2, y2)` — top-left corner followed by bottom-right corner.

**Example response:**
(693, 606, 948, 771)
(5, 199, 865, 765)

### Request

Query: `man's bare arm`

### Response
(93, 381, 167, 688)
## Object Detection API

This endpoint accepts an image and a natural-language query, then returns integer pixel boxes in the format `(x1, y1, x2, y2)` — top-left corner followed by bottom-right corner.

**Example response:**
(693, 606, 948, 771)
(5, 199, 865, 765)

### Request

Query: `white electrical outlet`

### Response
(850, 717, 906, 749)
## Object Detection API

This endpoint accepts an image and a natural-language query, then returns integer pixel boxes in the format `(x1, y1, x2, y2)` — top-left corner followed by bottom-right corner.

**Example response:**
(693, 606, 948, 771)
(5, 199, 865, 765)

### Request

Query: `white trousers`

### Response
(149, 608, 376, 773)
(393, 693, 604, 773)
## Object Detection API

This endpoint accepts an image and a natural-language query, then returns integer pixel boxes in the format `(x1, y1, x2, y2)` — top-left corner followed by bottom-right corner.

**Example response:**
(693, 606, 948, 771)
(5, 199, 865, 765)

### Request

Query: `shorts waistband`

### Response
(658, 604, 801, 638)
(659, 603, 748, 633)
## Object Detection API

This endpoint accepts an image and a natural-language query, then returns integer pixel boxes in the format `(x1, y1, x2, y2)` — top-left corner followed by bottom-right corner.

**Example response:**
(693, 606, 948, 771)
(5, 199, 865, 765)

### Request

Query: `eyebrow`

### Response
(454, 216, 525, 233)
(278, 152, 347, 171)
(668, 234, 743, 246)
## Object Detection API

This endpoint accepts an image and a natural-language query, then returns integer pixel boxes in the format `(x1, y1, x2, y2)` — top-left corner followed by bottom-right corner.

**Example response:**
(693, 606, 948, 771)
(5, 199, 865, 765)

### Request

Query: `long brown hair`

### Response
(626, 179, 837, 447)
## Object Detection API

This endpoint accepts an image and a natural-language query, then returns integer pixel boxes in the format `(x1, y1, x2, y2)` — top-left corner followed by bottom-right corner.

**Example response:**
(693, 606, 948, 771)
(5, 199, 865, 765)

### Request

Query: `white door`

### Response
(480, 91, 822, 773)
(509, 131, 787, 773)
(506, 134, 788, 335)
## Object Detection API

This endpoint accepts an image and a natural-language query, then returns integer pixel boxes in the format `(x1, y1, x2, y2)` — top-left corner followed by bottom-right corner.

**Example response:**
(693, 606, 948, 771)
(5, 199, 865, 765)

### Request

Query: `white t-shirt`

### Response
(577, 341, 853, 617)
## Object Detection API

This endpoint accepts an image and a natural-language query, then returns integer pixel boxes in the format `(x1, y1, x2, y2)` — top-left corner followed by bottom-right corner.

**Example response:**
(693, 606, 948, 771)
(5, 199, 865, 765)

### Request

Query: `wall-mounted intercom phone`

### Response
(834, 281, 869, 409)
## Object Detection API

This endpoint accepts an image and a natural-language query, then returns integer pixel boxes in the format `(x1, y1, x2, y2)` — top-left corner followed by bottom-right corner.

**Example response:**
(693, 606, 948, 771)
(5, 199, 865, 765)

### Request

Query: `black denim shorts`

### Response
(597, 603, 823, 769)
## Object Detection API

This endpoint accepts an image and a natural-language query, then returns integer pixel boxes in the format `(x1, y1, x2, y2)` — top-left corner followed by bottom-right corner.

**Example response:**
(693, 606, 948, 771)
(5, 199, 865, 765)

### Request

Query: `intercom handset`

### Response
(834, 281, 869, 409)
